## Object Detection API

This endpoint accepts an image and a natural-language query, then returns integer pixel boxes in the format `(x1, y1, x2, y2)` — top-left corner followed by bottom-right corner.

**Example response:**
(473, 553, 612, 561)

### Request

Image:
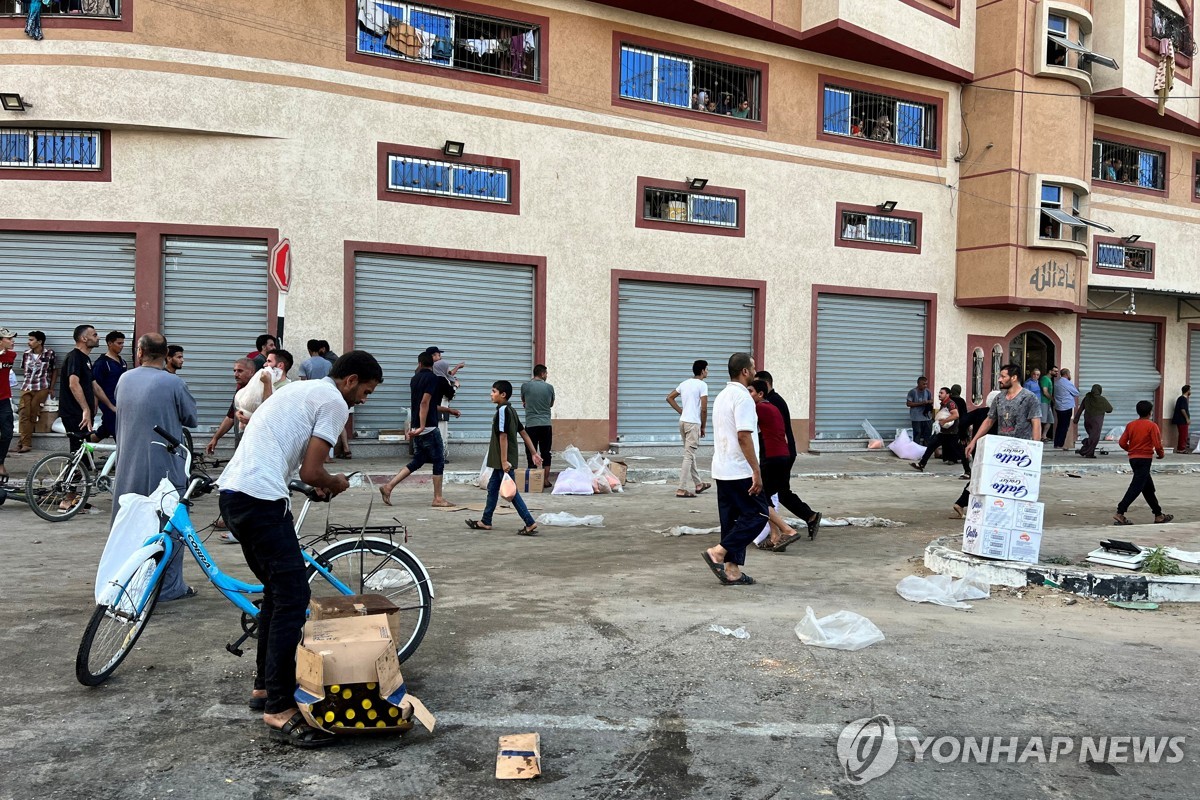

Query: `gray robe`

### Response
(110, 366, 198, 601)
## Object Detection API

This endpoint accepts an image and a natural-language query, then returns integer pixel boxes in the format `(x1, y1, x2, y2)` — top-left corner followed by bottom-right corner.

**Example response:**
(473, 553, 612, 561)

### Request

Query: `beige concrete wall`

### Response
(802, 0, 974, 74)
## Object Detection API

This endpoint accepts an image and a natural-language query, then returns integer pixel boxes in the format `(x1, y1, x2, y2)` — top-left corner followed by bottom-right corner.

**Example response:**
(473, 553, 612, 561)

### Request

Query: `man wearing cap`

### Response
(0, 328, 16, 483)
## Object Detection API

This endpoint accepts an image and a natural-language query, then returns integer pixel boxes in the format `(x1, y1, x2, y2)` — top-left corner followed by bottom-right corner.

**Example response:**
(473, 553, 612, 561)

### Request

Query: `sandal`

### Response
(1154, 514, 1174, 524)
(806, 512, 822, 540)
(695, 482, 712, 494)
(465, 519, 493, 530)
(773, 533, 804, 553)
(248, 694, 267, 712)
(219, 531, 239, 544)
(516, 524, 538, 536)
(701, 551, 729, 583)
(269, 712, 338, 749)
(723, 573, 756, 586)
(1113, 514, 1132, 526)
(675, 491, 696, 498)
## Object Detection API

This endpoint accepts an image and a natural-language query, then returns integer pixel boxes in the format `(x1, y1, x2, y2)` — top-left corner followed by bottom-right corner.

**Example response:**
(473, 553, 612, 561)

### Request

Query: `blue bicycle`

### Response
(76, 427, 434, 686)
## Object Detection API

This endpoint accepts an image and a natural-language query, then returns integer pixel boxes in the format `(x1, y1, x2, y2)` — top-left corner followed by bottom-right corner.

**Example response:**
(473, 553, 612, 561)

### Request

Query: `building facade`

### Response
(2, 0, 1198, 450)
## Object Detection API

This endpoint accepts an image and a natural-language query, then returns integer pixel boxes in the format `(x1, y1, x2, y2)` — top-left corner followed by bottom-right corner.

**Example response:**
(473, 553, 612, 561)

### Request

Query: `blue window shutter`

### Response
(620, 47, 654, 101)
(689, 196, 736, 225)
(391, 158, 447, 191)
(823, 88, 851, 135)
(0, 131, 29, 164)
(453, 167, 509, 201)
(35, 132, 96, 166)
(1138, 152, 1159, 189)
(896, 102, 925, 147)
(656, 55, 692, 108)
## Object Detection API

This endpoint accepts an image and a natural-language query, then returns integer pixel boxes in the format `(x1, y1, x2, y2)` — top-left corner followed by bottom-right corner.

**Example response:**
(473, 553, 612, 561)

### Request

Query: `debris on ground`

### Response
(896, 570, 990, 610)
(496, 733, 541, 780)
(536, 512, 604, 527)
(708, 624, 750, 639)
(787, 516, 906, 528)
(658, 525, 721, 536)
(795, 607, 885, 651)
(1106, 600, 1159, 611)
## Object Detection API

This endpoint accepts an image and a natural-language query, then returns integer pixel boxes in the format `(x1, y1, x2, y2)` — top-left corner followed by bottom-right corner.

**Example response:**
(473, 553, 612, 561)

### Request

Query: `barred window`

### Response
(0, 128, 101, 170)
(840, 211, 917, 247)
(822, 84, 937, 151)
(0, 1, 120, 16)
(387, 155, 510, 203)
(619, 44, 762, 121)
(356, 1, 540, 83)
(1153, 1, 1195, 57)
(1092, 138, 1166, 190)
(643, 187, 738, 229)
(1096, 242, 1153, 273)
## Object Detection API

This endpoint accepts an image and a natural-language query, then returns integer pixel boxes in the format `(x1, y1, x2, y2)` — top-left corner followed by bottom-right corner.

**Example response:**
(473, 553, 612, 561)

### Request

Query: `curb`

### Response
(924, 536, 1200, 602)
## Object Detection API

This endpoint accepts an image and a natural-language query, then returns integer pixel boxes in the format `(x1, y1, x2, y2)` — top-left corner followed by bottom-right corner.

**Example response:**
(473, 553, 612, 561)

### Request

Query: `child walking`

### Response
(1114, 400, 1174, 525)
(467, 380, 543, 536)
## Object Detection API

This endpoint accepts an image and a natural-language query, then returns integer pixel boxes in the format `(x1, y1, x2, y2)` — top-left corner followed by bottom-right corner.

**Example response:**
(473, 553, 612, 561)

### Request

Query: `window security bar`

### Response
(1097, 243, 1153, 272)
(0, 1, 120, 16)
(822, 85, 937, 151)
(357, 1, 540, 82)
(618, 45, 762, 121)
(1153, 1, 1196, 57)
(643, 186, 738, 228)
(1092, 139, 1166, 190)
(840, 211, 916, 246)
(0, 128, 101, 169)
(387, 154, 510, 203)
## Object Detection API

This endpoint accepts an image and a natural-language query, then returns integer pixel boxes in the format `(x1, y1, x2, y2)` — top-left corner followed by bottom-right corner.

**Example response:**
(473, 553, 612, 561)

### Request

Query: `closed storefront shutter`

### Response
(616, 280, 754, 442)
(353, 253, 535, 437)
(1190, 328, 1200, 389)
(0, 231, 136, 366)
(1078, 318, 1161, 421)
(814, 294, 928, 439)
(161, 237, 269, 431)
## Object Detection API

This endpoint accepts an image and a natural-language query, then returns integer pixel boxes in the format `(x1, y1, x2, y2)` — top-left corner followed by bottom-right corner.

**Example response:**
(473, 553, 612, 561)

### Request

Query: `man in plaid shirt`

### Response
(17, 330, 56, 454)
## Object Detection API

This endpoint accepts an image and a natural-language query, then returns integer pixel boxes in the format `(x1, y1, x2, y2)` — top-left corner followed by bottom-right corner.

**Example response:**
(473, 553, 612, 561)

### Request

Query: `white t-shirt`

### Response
(711, 381, 759, 480)
(675, 377, 708, 425)
(220, 378, 349, 504)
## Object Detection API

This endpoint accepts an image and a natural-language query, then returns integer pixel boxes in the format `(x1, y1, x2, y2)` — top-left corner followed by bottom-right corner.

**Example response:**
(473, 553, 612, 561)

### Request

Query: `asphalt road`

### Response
(2, 463, 1198, 799)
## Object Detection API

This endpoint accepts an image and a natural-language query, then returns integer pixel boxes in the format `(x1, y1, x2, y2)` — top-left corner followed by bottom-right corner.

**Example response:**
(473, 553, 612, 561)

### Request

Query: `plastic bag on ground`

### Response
(896, 570, 990, 610)
(552, 445, 596, 495)
(795, 606, 885, 651)
(887, 428, 927, 461)
(862, 419, 884, 449)
(658, 525, 721, 536)
(585, 453, 624, 493)
(709, 624, 750, 639)
(96, 477, 181, 604)
(1104, 425, 1125, 441)
(536, 512, 604, 527)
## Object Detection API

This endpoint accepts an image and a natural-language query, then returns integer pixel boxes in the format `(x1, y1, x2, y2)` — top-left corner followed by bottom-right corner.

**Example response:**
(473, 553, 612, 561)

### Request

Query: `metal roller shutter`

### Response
(814, 294, 928, 439)
(1078, 318, 1161, 421)
(0, 231, 136, 365)
(353, 253, 535, 437)
(1190, 328, 1200, 389)
(161, 237, 269, 432)
(616, 280, 754, 442)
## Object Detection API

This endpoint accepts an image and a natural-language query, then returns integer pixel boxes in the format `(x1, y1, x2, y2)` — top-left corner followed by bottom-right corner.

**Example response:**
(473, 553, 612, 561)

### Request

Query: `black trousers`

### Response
(716, 477, 771, 567)
(762, 456, 814, 522)
(525, 425, 552, 471)
(219, 491, 310, 715)
(1117, 458, 1162, 516)
(918, 432, 967, 470)
(1054, 408, 1073, 448)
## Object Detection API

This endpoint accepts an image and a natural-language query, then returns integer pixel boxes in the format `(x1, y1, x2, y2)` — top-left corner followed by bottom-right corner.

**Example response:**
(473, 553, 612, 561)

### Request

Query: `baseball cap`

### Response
(424, 346, 443, 355)
(0, 328, 16, 339)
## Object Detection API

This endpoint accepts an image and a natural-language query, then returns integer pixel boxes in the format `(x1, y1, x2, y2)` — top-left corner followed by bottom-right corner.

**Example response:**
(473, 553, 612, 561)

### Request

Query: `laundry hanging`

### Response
(1154, 37, 1175, 116)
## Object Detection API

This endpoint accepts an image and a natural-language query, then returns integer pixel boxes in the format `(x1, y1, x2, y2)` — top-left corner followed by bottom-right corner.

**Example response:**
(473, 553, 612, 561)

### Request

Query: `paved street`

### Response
(2, 453, 1199, 799)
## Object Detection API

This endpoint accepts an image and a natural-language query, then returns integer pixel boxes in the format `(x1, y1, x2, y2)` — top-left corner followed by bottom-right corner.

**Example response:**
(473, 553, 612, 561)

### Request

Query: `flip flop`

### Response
(723, 573, 755, 586)
(675, 492, 696, 498)
(701, 551, 730, 584)
(1154, 514, 1174, 524)
(269, 712, 338, 749)
(773, 533, 804, 552)
(516, 525, 538, 536)
(466, 519, 493, 530)
(807, 512, 823, 540)
(248, 695, 267, 711)
(1113, 514, 1133, 526)
(695, 482, 712, 494)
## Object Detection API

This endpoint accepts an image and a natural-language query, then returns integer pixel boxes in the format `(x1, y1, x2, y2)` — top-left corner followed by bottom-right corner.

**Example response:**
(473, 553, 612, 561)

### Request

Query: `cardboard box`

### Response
(294, 613, 435, 735)
(1006, 529, 1043, 564)
(968, 465, 1041, 502)
(962, 523, 1011, 560)
(308, 595, 403, 652)
(377, 429, 407, 442)
(34, 410, 57, 434)
(975, 435, 1044, 472)
(496, 733, 542, 780)
(608, 460, 628, 485)
(962, 494, 1044, 563)
(514, 468, 545, 494)
(963, 495, 1044, 531)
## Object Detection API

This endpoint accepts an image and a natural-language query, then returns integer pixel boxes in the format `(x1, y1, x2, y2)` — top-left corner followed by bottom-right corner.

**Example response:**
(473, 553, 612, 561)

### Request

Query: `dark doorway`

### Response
(1009, 330, 1055, 380)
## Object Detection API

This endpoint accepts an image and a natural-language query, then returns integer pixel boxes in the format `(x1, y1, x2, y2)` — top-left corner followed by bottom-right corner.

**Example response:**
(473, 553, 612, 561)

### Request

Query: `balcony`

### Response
(0, 1, 120, 16)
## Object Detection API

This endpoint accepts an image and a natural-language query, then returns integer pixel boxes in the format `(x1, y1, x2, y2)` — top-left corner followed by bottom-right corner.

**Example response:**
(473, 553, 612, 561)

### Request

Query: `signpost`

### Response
(269, 238, 291, 345)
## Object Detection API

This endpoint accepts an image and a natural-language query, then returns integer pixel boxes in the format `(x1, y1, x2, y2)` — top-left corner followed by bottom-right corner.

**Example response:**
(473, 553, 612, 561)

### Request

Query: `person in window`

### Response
(850, 116, 864, 137)
(1041, 220, 1058, 239)
(731, 100, 752, 119)
(691, 92, 702, 110)
(1103, 158, 1117, 181)
(716, 93, 733, 115)
(871, 114, 893, 142)
(705, 100, 719, 113)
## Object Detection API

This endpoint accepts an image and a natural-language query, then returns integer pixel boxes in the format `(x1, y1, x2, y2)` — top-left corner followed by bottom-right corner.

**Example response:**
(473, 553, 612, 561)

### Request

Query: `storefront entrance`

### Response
(1009, 330, 1056, 379)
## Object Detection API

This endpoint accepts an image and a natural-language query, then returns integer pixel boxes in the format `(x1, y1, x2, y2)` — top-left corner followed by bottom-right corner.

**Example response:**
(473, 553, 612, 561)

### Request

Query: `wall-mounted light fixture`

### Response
(442, 140, 465, 158)
(1121, 234, 1141, 244)
(0, 93, 29, 112)
(687, 177, 708, 191)
(876, 200, 898, 213)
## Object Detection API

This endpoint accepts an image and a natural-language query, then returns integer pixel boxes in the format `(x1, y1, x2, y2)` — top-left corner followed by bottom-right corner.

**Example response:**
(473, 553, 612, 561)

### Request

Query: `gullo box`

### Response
(975, 435, 1044, 472)
(294, 610, 435, 736)
(964, 495, 1045, 530)
(962, 494, 1044, 563)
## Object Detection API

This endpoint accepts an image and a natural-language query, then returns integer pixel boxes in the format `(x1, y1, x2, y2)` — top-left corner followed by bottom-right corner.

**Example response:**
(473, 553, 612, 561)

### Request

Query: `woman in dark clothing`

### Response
(1076, 384, 1113, 458)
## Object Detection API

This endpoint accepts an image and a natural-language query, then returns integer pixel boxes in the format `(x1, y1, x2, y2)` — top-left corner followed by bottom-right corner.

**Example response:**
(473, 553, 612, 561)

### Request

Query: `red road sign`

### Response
(270, 238, 292, 293)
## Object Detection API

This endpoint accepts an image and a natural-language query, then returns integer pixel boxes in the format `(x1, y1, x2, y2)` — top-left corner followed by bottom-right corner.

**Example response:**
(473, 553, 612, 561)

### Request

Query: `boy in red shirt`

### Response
(750, 380, 821, 551)
(1114, 400, 1173, 525)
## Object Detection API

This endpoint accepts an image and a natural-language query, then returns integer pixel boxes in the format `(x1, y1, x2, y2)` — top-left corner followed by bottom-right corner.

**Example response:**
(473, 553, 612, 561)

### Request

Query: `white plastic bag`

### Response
(887, 428, 927, 461)
(476, 453, 493, 489)
(896, 571, 990, 610)
(536, 512, 604, 527)
(96, 478, 181, 604)
(861, 419, 884, 450)
(1104, 425, 1125, 442)
(709, 624, 750, 639)
(52, 416, 67, 434)
(795, 606, 885, 651)
(234, 368, 275, 416)
(552, 445, 595, 495)
(585, 453, 623, 494)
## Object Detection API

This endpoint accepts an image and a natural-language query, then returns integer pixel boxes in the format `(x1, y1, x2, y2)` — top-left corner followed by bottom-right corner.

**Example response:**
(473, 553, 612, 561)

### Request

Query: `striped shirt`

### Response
(20, 348, 56, 392)
(219, 378, 348, 504)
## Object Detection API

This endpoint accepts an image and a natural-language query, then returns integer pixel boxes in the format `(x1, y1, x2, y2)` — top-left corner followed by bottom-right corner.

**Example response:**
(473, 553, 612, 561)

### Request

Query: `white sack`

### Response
(887, 428, 927, 461)
(536, 512, 604, 527)
(795, 606, 885, 651)
(896, 571, 990, 610)
(95, 478, 180, 604)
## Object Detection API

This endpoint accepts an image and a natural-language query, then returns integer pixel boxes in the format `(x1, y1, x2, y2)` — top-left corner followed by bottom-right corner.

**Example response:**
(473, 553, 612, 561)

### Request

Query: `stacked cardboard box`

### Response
(962, 436, 1045, 564)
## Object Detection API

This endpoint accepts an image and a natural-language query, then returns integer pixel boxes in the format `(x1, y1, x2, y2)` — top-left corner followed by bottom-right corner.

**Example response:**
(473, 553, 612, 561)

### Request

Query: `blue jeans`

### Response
(716, 477, 771, 567)
(219, 491, 310, 715)
(482, 467, 535, 527)
(406, 429, 445, 476)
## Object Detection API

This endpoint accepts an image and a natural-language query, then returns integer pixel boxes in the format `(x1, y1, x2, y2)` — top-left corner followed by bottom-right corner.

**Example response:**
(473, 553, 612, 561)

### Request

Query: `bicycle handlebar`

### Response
(154, 425, 183, 451)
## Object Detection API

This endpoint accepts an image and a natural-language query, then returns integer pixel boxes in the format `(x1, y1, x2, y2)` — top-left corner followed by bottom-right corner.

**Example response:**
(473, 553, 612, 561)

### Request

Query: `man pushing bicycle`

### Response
(218, 350, 383, 748)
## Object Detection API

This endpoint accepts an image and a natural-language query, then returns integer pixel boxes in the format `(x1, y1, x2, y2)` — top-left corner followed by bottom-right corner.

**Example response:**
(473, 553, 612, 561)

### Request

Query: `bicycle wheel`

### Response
(308, 540, 432, 664)
(26, 453, 92, 522)
(77, 551, 164, 685)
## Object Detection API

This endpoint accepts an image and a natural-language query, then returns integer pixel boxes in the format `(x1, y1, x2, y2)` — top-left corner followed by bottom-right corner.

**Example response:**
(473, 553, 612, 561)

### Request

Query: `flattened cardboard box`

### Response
(308, 594, 404, 650)
(496, 733, 541, 779)
(294, 613, 435, 735)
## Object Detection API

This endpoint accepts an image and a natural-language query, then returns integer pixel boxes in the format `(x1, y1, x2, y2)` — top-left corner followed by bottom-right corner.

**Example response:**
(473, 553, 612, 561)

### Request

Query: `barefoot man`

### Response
(380, 350, 460, 507)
